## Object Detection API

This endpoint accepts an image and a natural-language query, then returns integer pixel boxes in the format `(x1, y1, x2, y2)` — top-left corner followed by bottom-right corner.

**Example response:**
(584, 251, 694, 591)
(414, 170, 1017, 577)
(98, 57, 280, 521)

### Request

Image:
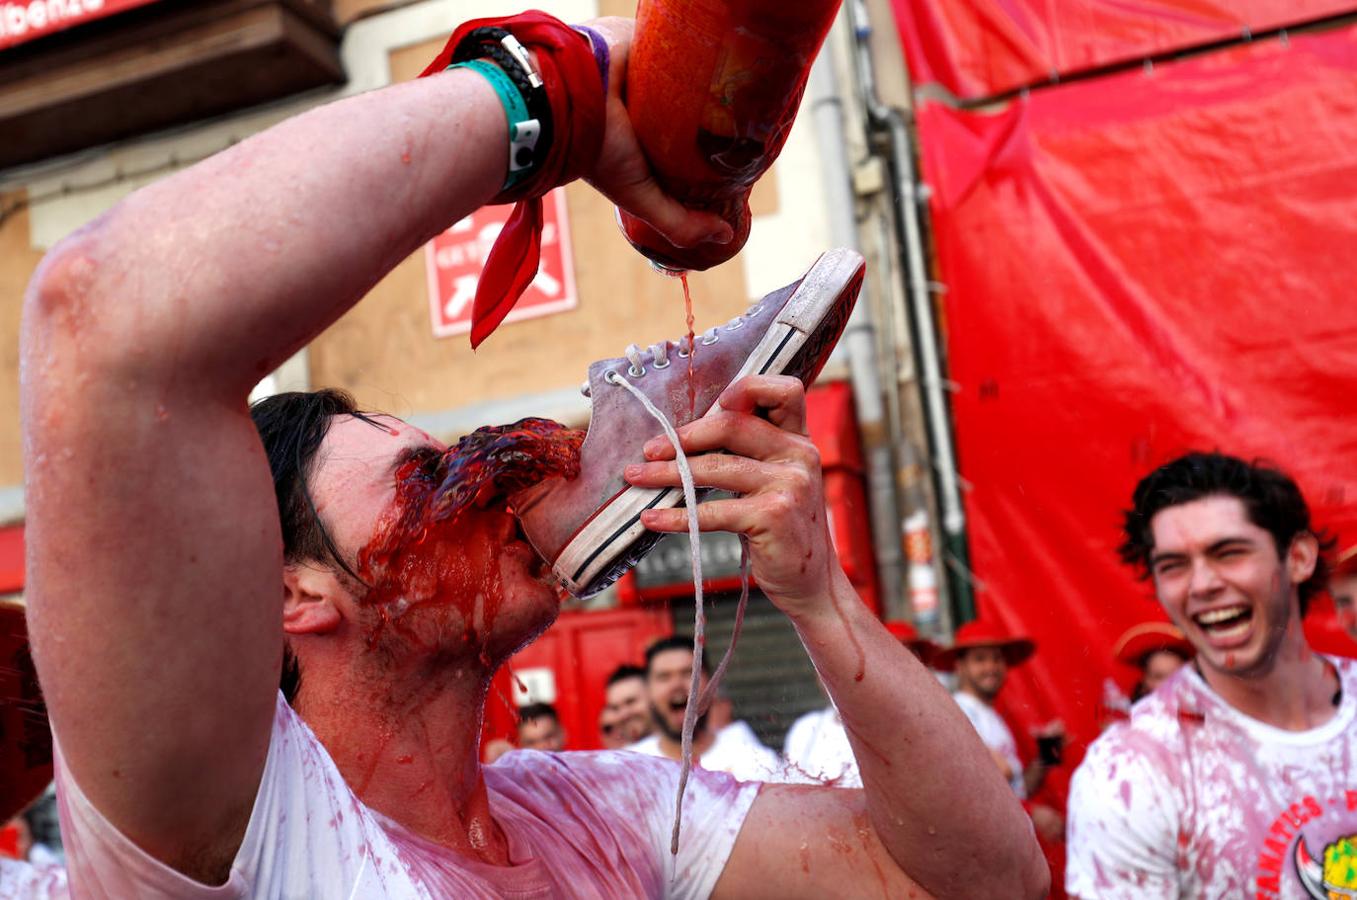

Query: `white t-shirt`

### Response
(0, 858, 68, 899)
(1066, 657, 1357, 899)
(54, 693, 759, 899)
(629, 722, 785, 783)
(782, 706, 862, 788)
(952, 691, 1025, 798)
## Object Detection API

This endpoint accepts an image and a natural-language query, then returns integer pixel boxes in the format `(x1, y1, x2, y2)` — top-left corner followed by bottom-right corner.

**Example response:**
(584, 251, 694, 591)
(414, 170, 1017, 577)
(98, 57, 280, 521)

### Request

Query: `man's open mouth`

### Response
(1192, 604, 1253, 642)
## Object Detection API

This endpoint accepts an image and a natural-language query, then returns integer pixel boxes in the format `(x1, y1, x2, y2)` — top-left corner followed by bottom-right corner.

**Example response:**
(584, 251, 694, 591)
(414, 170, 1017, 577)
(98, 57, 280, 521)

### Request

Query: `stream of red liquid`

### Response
(681, 273, 697, 420)
(355, 418, 584, 652)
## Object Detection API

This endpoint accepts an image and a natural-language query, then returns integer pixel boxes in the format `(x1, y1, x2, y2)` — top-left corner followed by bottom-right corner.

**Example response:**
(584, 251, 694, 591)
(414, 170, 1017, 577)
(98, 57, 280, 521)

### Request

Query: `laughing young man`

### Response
(20, 13, 1044, 900)
(1066, 452, 1357, 899)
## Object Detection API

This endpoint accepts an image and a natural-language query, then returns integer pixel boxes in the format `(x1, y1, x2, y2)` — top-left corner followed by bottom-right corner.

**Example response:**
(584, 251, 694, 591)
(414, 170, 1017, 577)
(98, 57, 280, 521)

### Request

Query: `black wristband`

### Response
(452, 27, 554, 176)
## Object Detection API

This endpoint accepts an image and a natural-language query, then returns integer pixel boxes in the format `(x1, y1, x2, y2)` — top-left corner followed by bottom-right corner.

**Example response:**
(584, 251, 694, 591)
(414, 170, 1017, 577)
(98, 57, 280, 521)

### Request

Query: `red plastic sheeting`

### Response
(890, 0, 1357, 99)
(916, 22, 1357, 808)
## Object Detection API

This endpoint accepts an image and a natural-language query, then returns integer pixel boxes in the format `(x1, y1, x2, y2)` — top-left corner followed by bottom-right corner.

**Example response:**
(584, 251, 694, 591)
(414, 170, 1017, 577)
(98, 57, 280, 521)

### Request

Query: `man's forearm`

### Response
(791, 570, 1046, 897)
(39, 69, 506, 395)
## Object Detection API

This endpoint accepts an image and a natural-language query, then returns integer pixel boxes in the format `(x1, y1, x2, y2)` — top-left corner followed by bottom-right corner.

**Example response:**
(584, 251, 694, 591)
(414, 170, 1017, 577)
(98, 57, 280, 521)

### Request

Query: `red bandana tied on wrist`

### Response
(422, 11, 605, 348)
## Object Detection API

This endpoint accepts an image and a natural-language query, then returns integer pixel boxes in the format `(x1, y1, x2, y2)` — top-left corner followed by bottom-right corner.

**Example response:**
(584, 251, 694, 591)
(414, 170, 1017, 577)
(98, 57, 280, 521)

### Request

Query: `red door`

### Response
(506, 607, 671, 750)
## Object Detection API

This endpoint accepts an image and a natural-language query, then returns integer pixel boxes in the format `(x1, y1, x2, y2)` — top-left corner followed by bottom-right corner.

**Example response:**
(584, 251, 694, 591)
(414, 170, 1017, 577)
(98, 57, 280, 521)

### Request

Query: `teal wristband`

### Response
(448, 58, 542, 189)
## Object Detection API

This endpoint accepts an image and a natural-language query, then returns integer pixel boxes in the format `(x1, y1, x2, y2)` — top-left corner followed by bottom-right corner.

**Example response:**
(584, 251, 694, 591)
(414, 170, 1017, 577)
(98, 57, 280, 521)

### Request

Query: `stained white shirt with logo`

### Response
(1067, 656, 1357, 899)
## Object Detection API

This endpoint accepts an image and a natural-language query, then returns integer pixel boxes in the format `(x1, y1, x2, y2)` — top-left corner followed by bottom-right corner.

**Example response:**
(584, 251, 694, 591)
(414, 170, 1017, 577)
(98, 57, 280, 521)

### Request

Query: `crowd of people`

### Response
(478, 451, 1357, 899)
(3, 6, 1355, 898)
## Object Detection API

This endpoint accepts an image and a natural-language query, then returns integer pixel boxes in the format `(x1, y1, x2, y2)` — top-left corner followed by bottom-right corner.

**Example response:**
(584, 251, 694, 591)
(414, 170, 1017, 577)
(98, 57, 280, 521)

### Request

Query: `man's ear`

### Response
(1287, 532, 1320, 587)
(283, 563, 344, 636)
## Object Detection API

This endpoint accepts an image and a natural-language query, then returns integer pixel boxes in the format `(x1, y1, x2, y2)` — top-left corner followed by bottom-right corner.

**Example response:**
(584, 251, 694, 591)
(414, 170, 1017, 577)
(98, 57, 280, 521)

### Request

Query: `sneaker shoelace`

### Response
(606, 344, 756, 857)
(579, 302, 765, 395)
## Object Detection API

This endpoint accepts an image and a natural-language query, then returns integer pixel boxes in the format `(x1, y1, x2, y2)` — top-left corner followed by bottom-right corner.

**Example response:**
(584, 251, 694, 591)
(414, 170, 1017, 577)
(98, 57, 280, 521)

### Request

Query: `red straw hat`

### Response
(932, 619, 1035, 673)
(1112, 621, 1195, 668)
(885, 620, 941, 665)
(0, 598, 52, 824)
(1334, 544, 1357, 579)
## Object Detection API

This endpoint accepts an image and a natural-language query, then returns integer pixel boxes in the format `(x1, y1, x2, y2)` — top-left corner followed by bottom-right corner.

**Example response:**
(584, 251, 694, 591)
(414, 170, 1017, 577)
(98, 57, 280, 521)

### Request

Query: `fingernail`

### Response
(624, 464, 642, 479)
(642, 438, 662, 457)
(705, 224, 734, 245)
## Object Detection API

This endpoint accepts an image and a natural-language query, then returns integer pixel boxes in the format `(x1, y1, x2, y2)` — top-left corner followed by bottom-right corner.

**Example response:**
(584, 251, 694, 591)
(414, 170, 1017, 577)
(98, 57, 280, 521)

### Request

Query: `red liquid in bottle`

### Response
(620, 0, 841, 272)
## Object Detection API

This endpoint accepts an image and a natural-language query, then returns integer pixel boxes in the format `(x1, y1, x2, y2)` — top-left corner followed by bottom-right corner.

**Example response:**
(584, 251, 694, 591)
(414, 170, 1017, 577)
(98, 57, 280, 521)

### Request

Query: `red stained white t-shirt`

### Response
(53, 694, 759, 899)
(1066, 657, 1357, 899)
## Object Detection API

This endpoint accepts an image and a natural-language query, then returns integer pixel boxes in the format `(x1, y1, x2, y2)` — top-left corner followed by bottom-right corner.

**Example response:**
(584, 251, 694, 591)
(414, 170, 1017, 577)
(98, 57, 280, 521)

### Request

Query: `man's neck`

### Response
(298, 650, 511, 864)
(657, 725, 714, 761)
(1197, 625, 1339, 731)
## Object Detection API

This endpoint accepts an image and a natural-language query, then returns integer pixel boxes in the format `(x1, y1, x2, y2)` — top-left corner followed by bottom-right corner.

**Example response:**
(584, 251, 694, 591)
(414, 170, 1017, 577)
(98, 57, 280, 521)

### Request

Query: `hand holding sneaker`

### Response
(625, 374, 845, 617)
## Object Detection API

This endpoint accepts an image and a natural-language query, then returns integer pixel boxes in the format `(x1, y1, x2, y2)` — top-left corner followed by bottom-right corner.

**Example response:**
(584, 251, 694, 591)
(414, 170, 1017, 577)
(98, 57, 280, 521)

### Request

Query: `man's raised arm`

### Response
(20, 18, 715, 883)
(630, 376, 1049, 899)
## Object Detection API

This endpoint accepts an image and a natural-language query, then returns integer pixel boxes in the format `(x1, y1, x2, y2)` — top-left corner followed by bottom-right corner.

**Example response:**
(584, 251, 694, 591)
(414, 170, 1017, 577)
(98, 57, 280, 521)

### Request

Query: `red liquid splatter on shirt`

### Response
(355, 418, 584, 653)
(681, 273, 697, 420)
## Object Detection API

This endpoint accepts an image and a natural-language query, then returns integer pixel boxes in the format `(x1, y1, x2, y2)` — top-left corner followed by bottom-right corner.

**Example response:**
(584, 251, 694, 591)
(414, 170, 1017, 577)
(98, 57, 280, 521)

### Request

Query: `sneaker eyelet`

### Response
(652, 357, 671, 369)
(677, 347, 690, 359)
(726, 318, 746, 330)
(701, 333, 720, 346)
(628, 363, 646, 377)
(605, 370, 624, 385)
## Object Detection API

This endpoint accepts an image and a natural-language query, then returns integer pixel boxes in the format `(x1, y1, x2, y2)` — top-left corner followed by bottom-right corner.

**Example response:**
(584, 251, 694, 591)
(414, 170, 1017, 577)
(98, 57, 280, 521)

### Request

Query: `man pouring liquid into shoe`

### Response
(19, 9, 1046, 899)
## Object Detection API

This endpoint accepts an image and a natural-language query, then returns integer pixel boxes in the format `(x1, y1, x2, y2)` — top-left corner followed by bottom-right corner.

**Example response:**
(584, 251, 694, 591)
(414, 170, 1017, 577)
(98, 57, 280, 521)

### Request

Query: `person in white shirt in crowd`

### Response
(599, 664, 650, 749)
(935, 620, 1067, 845)
(628, 636, 784, 782)
(1066, 452, 1357, 899)
(516, 702, 567, 752)
(1111, 620, 1194, 703)
(934, 620, 1064, 800)
(784, 620, 940, 787)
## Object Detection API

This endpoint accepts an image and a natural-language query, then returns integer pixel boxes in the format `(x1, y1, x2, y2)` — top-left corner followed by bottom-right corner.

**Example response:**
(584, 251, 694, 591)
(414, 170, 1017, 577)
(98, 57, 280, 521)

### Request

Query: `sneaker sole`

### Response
(556, 248, 865, 596)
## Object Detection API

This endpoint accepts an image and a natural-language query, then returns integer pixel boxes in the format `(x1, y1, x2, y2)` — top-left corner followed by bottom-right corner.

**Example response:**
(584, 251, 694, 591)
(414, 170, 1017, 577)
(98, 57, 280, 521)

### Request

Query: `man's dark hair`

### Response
(644, 635, 709, 677)
(1119, 452, 1333, 614)
(606, 664, 645, 687)
(518, 702, 559, 725)
(250, 389, 373, 705)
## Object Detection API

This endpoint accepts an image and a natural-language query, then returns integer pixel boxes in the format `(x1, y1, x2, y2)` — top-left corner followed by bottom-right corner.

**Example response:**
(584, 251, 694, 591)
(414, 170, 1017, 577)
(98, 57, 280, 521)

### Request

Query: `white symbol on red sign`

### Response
(425, 187, 577, 339)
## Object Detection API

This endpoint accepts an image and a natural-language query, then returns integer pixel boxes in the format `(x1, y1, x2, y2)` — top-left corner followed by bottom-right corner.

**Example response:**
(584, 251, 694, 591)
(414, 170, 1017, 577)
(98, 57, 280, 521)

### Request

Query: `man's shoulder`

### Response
(1078, 683, 1194, 781)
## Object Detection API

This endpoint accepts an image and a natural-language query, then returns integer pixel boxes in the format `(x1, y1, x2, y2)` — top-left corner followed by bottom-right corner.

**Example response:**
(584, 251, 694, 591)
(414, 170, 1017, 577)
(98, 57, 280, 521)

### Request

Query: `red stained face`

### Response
(311, 414, 582, 661)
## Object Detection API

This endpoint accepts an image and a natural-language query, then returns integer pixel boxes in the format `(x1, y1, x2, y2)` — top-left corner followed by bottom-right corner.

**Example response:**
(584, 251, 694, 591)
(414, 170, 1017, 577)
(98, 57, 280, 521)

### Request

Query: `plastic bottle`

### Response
(619, 0, 842, 273)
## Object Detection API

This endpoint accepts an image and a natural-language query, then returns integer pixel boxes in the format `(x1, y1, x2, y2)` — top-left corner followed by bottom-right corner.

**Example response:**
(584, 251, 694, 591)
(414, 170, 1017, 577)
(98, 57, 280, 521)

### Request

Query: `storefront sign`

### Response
(425, 187, 577, 339)
(1, 0, 160, 50)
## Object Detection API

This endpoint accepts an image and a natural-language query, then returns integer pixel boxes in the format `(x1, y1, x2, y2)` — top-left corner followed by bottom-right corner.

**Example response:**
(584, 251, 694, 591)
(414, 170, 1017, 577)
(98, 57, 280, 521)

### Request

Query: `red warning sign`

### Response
(425, 188, 578, 339)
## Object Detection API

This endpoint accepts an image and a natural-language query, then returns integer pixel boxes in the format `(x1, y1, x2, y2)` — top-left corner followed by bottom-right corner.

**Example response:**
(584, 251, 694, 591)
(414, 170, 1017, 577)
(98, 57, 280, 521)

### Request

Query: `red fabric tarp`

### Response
(916, 19, 1357, 818)
(891, 0, 1357, 99)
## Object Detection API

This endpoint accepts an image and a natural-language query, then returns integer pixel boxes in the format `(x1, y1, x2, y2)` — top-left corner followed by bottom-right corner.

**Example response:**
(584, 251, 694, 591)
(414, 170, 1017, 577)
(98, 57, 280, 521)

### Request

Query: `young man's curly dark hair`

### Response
(1119, 452, 1334, 615)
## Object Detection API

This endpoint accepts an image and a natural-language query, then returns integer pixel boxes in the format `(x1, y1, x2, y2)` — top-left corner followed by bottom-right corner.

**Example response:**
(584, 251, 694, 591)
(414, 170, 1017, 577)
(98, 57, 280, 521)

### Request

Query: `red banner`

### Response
(1, 0, 161, 51)
(916, 22, 1357, 789)
(891, 0, 1356, 99)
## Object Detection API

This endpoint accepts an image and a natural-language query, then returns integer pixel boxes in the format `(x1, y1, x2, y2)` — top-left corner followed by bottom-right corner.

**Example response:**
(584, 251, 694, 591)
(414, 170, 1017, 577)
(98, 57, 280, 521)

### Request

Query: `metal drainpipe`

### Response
(846, 0, 973, 627)
(808, 45, 906, 624)
(807, 44, 907, 622)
